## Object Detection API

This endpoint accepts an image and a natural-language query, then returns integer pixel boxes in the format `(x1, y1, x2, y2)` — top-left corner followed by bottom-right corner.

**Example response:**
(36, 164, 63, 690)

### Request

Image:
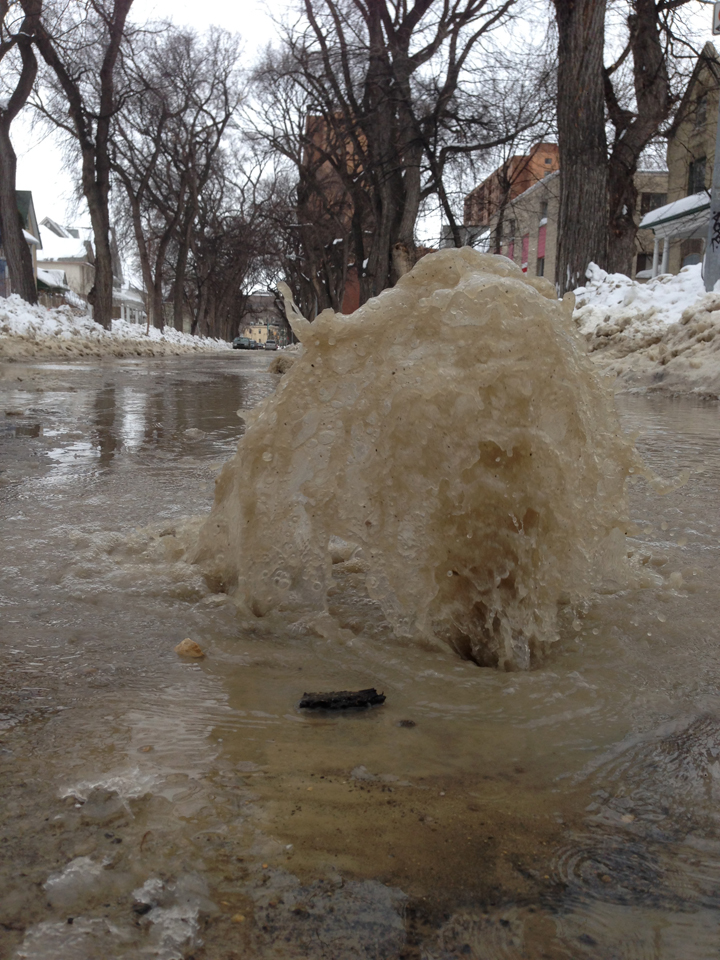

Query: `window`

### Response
(688, 157, 706, 195)
(636, 253, 651, 274)
(539, 201, 548, 220)
(537, 257, 545, 277)
(544, 157, 552, 165)
(640, 192, 667, 216)
(695, 94, 708, 128)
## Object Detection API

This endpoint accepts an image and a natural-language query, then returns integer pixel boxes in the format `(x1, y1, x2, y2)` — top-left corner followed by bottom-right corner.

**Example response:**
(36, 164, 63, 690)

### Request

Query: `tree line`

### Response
(0, 0, 706, 334)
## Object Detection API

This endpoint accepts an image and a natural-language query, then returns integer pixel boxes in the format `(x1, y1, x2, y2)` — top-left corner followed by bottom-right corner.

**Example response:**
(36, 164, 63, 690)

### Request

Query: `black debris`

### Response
(299, 688, 386, 710)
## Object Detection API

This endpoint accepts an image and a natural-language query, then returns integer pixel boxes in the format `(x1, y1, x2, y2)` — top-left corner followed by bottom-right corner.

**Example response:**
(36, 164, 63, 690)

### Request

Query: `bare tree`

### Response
(604, 0, 696, 275)
(0, 0, 40, 303)
(552, 0, 698, 290)
(186, 160, 276, 339)
(251, 0, 535, 312)
(111, 25, 242, 330)
(24, 0, 135, 328)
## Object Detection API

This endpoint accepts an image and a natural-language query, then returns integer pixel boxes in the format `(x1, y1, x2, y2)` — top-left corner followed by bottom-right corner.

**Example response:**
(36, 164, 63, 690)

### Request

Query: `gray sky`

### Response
(13, 0, 716, 233)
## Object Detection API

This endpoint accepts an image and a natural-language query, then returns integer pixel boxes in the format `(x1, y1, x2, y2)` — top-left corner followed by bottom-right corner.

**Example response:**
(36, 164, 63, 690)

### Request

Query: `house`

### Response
(37, 217, 124, 303)
(639, 43, 719, 277)
(36, 219, 95, 299)
(0, 191, 41, 297)
(463, 143, 560, 234)
(240, 293, 293, 346)
(464, 151, 668, 282)
(114, 279, 147, 325)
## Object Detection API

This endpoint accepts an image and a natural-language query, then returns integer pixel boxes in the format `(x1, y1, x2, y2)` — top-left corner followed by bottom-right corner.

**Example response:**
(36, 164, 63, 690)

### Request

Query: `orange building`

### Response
(463, 143, 559, 228)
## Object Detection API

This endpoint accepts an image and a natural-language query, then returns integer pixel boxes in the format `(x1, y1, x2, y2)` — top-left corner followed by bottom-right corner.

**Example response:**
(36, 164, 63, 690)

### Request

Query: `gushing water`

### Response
(3, 337, 720, 960)
(196, 249, 637, 668)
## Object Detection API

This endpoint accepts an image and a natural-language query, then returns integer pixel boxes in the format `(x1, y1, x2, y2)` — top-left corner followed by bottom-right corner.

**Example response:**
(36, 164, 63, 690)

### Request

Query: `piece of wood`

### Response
(298, 688, 386, 710)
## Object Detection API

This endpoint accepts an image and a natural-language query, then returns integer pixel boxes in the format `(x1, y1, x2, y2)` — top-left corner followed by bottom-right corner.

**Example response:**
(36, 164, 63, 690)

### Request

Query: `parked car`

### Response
(264, 340, 278, 350)
(232, 336, 254, 350)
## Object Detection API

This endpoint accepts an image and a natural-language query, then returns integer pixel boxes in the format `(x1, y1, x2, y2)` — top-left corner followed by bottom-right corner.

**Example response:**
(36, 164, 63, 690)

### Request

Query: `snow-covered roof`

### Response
(23, 229, 40, 245)
(41, 217, 75, 239)
(37, 232, 92, 262)
(37, 267, 68, 289)
(113, 285, 145, 306)
(639, 191, 710, 240)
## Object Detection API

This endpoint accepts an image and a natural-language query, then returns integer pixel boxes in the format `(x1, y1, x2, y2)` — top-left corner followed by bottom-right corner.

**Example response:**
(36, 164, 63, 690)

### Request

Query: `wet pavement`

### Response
(2, 355, 720, 958)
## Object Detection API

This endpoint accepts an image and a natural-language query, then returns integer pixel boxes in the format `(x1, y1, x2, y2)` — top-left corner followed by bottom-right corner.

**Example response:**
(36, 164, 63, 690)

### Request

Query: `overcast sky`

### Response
(13, 0, 717, 233)
(13, 0, 279, 226)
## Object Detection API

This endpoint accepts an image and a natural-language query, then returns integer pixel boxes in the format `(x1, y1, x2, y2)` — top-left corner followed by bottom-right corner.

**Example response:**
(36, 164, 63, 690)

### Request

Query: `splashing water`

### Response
(195, 249, 638, 669)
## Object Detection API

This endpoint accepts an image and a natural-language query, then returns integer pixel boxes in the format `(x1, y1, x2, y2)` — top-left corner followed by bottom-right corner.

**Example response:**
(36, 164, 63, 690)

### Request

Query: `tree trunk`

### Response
(151, 276, 164, 330)
(553, 0, 608, 295)
(0, 2, 40, 304)
(30, 0, 134, 329)
(85, 181, 114, 327)
(119, 178, 155, 325)
(173, 213, 192, 331)
(0, 125, 37, 303)
(606, 162, 640, 275)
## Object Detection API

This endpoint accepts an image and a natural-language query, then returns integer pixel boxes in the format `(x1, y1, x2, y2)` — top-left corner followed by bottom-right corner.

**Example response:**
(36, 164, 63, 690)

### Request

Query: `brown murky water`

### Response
(2, 355, 720, 959)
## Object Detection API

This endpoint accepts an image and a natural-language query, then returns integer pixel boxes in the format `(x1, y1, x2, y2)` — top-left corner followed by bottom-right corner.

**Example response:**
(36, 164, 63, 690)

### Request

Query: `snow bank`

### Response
(574, 262, 705, 337)
(572, 263, 720, 397)
(0, 295, 230, 359)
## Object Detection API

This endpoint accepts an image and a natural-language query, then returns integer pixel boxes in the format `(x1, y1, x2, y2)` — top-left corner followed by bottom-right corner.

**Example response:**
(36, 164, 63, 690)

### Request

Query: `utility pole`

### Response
(705, 1, 720, 290)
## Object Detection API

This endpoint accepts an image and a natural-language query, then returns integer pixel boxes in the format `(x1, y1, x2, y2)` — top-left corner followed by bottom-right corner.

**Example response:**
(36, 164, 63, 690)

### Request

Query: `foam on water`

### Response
(195, 249, 638, 669)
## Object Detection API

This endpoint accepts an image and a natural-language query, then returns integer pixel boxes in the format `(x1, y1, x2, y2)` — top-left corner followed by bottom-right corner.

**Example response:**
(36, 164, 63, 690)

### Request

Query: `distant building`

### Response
(115, 280, 147, 325)
(37, 217, 123, 303)
(240, 293, 293, 345)
(463, 143, 560, 231)
(463, 144, 667, 282)
(37, 219, 96, 299)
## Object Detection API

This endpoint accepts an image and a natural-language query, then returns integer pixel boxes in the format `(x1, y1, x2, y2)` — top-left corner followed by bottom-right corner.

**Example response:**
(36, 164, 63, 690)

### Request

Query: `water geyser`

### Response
(196, 248, 636, 669)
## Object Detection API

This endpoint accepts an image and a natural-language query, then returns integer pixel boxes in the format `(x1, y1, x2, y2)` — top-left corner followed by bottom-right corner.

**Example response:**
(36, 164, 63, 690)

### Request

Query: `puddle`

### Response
(1, 355, 720, 957)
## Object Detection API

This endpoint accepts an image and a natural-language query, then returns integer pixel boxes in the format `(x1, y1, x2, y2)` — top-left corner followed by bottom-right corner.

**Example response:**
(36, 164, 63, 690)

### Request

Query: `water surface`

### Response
(1, 356, 720, 959)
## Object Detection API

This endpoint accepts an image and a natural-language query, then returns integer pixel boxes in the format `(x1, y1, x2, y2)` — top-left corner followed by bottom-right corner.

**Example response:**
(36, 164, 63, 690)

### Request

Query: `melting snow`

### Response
(0, 294, 230, 358)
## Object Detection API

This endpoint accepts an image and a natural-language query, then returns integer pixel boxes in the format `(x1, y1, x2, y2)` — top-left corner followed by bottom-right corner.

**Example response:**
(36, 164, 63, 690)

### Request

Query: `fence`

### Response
(38, 291, 71, 310)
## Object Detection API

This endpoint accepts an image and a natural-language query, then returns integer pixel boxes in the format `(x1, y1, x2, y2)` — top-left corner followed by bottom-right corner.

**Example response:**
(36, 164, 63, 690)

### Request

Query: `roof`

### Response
(673, 42, 720, 132)
(113, 285, 145, 306)
(639, 191, 710, 239)
(506, 169, 559, 207)
(23, 229, 40, 245)
(41, 217, 75, 239)
(37, 267, 68, 290)
(37, 232, 92, 262)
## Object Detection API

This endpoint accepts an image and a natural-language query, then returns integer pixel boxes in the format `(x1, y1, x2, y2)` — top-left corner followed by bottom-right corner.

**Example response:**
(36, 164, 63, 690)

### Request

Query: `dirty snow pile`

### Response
(574, 263, 720, 397)
(0, 295, 230, 359)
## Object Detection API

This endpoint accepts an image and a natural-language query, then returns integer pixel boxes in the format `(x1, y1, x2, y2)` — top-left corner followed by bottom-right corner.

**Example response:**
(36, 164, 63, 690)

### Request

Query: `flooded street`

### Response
(2, 354, 720, 959)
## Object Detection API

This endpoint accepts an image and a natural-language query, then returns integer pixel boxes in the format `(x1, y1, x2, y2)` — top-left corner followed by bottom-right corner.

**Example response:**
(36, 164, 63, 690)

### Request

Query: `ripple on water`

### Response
(424, 901, 720, 960)
(548, 832, 669, 907)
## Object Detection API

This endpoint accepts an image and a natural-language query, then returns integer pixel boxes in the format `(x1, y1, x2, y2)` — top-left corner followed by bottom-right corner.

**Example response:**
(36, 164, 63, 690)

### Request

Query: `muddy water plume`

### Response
(196, 249, 638, 669)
